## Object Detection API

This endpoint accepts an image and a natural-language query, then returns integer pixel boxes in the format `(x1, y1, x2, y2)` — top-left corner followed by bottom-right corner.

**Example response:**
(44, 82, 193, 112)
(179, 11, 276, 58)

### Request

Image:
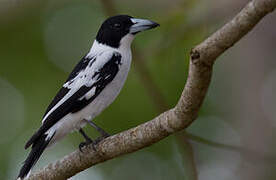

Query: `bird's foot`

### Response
(78, 132, 110, 152)
(94, 133, 110, 144)
(79, 139, 96, 152)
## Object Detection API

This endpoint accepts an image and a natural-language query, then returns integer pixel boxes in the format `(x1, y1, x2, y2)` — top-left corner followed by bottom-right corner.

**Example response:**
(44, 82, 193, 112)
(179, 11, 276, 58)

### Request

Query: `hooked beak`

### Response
(130, 18, 160, 35)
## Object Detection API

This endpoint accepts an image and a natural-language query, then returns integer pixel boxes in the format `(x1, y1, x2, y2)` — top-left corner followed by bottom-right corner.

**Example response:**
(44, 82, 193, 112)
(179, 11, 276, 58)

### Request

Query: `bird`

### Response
(17, 15, 159, 179)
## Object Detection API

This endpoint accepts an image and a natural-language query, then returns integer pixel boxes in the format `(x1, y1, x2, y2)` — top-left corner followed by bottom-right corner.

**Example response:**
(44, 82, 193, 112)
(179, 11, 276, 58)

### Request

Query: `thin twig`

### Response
(186, 133, 276, 163)
(176, 132, 198, 180)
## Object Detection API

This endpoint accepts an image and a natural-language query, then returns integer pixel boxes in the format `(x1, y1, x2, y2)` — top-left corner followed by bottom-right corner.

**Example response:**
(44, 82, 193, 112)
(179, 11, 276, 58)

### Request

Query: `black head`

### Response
(96, 15, 159, 48)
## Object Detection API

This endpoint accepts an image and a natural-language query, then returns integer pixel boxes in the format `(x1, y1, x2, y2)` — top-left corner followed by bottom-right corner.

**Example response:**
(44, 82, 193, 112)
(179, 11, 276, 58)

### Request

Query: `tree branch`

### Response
(101, 1, 196, 177)
(27, 0, 276, 179)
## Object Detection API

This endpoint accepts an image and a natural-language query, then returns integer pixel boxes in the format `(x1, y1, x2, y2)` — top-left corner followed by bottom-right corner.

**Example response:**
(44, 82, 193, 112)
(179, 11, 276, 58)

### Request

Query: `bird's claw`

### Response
(78, 133, 110, 152)
(79, 140, 96, 152)
(94, 134, 110, 144)
(102, 132, 110, 139)
(79, 142, 87, 152)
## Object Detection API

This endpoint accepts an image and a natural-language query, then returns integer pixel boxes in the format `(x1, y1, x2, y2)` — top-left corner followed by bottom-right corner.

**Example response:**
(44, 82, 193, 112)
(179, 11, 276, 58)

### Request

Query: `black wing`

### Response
(42, 55, 95, 118)
(25, 52, 122, 149)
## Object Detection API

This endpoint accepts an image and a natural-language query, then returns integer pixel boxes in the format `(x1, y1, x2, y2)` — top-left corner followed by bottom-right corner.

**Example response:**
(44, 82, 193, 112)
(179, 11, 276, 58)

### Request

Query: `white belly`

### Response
(47, 53, 131, 145)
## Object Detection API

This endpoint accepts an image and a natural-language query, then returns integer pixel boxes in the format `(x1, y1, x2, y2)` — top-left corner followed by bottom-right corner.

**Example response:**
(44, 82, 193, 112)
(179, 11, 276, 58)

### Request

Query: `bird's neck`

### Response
(88, 36, 133, 60)
(118, 34, 134, 52)
(88, 40, 114, 55)
(117, 34, 133, 61)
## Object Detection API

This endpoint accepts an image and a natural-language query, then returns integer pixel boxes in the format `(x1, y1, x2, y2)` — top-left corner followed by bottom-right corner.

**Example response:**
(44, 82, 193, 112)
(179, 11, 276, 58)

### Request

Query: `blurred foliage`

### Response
(1, 0, 275, 180)
(0, 0, 226, 179)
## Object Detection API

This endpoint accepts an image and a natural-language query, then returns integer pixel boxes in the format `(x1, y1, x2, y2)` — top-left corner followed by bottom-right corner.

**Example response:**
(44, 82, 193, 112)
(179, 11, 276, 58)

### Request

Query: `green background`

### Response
(1, 0, 276, 179)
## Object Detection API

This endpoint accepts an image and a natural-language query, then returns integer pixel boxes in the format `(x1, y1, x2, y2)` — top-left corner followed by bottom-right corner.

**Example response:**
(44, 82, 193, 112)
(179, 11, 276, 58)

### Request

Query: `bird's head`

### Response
(96, 15, 159, 49)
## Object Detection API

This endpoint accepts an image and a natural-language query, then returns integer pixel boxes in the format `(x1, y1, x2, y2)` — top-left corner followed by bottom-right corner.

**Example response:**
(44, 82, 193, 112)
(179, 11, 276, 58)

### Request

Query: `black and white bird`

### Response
(17, 15, 159, 179)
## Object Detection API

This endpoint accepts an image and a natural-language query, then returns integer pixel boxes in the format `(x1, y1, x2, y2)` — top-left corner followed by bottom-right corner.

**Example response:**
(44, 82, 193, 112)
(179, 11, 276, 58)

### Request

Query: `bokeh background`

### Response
(0, 0, 276, 179)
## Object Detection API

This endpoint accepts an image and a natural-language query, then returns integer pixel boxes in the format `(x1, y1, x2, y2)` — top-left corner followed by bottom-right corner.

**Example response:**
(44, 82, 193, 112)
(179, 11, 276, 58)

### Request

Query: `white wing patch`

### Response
(79, 87, 96, 100)
(45, 128, 55, 141)
(42, 88, 77, 123)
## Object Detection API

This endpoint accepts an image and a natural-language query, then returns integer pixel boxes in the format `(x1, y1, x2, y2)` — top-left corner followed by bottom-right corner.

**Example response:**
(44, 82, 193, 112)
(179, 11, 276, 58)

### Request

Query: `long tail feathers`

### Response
(17, 133, 55, 179)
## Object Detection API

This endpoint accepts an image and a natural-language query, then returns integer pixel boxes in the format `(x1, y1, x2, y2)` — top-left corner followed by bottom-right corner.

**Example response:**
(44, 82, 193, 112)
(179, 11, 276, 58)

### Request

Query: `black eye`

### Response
(113, 23, 121, 29)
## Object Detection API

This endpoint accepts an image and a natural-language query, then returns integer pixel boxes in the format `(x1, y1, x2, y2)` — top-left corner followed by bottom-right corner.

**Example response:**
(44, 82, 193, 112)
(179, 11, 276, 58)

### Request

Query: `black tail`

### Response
(17, 133, 54, 179)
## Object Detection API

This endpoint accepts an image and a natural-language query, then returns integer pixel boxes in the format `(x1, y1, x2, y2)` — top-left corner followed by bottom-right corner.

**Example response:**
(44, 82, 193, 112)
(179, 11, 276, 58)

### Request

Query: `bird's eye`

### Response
(113, 23, 121, 29)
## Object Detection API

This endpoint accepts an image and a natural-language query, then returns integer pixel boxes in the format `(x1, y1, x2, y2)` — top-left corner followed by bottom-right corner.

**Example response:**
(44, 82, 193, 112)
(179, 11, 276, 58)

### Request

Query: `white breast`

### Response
(78, 47, 132, 120)
(46, 38, 133, 145)
(78, 37, 132, 119)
